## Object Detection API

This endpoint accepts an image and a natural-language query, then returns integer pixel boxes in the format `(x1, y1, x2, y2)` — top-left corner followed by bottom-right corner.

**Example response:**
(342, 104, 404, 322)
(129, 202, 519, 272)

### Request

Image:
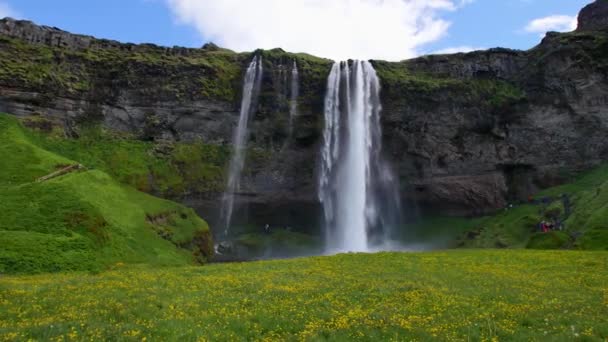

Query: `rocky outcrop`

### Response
(578, 0, 608, 31)
(376, 29, 608, 214)
(0, 1, 607, 228)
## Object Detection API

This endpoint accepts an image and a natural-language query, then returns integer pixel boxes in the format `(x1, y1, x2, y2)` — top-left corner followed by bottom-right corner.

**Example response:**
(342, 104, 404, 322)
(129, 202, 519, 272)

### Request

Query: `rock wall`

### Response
(0, 0, 607, 227)
(578, 0, 608, 32)
(376, 24, 608, 214)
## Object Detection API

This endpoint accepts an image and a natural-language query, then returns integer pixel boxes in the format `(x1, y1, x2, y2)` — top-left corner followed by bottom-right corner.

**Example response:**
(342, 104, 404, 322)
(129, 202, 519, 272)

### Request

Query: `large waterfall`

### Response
(319, 60, 401, 253)
(220, 55, 263, 235)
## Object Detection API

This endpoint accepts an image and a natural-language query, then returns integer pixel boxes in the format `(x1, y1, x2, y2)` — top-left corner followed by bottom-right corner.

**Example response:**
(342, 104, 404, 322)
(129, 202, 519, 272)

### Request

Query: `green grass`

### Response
(23, 117, 230, 197)
(0, 113, 213, 274)
(401, 217, 483, 246)
(0, 250, 606, 341)
(433, 164, 608, 250)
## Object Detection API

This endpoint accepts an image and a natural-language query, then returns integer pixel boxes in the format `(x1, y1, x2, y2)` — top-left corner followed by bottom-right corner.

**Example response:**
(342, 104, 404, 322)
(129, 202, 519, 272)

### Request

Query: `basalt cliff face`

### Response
(1, 1, 607, 229)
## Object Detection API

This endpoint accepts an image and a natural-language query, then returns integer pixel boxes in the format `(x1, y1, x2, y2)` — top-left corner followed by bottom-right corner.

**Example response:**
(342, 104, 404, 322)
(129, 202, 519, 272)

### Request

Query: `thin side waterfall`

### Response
(319, 60, 401, 253)
(220, 55, 263, 236)
(289, 60, 299, 136)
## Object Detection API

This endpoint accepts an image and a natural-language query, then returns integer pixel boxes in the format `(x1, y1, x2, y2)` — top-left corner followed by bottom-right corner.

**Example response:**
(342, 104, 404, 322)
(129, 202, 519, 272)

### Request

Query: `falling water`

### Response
(319, 60, 401, 253)
(220, 55, 263, 235)
(289, 60, 299, 135)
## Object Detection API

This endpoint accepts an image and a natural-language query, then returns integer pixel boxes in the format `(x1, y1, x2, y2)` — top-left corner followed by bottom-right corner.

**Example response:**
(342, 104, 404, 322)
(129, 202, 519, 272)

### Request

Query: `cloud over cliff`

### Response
(165, 0, 471, 61)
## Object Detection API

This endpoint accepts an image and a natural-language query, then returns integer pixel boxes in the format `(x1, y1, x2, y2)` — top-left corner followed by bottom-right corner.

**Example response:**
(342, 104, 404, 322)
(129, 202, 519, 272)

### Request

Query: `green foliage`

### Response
(454, 164, 608, 250)
(373, 60, 459, 93)
(399, 217, 482, 248)
(465, 79, 526, 108)
(0, 250, 606, 340)
(460, 206, 542, 249)
(0, 37, 90, 93)
(0, 114, 212, 274)
(526, 231, 571, 249)
(373, 60, 526, 110)
(0, 36, 245, 101)
(26, 121, 230, 197)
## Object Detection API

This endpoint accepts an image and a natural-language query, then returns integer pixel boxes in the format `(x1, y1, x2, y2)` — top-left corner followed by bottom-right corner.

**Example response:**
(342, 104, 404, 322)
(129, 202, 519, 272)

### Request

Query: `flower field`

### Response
(1, 250, 607, 341)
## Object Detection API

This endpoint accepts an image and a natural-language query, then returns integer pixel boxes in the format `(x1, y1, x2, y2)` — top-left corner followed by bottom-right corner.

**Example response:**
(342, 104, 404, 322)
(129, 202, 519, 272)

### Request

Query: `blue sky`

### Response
(0, 0, 592, 60)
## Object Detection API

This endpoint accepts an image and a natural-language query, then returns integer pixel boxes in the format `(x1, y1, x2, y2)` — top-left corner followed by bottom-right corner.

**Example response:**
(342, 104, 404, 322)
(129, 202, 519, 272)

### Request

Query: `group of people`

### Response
(531, 193, 571, 234)
(538, 220, 562, 233)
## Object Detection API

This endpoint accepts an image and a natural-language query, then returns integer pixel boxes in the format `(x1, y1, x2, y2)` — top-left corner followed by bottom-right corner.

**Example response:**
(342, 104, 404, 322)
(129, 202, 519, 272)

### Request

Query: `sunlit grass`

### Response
(0, 250, 606, 341)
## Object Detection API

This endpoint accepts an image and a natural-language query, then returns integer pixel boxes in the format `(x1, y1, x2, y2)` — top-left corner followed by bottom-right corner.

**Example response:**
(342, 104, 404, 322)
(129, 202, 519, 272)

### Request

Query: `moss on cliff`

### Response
(373, 60, 526, 111)
(24, 120, 231, 197)
(373, 60, 459, 93)
(0, 36, 246, 101)
(0, 37, 90, 94)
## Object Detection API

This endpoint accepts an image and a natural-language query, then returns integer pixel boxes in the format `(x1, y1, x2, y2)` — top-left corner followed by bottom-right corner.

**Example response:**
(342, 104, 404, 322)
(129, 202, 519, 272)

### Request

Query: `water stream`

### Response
(220, 55, 263, 236)
(319, 60, 401, 253)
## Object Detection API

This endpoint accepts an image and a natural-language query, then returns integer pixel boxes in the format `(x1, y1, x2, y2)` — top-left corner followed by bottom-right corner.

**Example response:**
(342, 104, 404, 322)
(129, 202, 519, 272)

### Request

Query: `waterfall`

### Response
(319, 60, 401, 253)
(220, 55, 263, 236)
(289, 60, 299, 136)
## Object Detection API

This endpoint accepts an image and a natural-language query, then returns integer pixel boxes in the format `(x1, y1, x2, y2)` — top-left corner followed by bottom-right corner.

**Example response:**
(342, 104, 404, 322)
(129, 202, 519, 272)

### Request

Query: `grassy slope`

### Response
(0, 113, 212, 274)
(410, 164, 608, 250)
(25, 120, 230, 197)
(0, 250, 606, 341)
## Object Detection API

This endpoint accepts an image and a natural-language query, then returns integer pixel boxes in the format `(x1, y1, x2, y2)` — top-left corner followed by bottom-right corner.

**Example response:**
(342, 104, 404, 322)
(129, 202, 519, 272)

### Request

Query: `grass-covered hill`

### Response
(0, 250, 606, 340)
(460, 164, 608, 250)
(405, 163, 608, 251)
(0, 113, 213, 274)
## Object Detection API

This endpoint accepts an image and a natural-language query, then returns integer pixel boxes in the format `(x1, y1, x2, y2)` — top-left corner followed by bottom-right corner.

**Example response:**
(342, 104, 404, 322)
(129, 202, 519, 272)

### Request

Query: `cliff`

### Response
(1, 0, 607, 230)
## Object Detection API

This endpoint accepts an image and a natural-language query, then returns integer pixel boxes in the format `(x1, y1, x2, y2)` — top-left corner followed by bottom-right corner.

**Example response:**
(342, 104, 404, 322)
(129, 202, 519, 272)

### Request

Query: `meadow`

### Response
(1, 250, 606, 341)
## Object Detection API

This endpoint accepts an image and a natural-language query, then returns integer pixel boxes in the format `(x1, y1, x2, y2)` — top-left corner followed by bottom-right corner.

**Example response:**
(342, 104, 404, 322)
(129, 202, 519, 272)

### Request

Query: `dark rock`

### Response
(578, 0, 608, 31)
(202, 42, 220, 51)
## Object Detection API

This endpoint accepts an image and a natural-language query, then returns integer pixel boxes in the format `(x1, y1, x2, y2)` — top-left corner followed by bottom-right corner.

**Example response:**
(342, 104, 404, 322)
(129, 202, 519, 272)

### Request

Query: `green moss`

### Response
(0, 36, 245, 101)
(25, 122, 230, 197)
(373, 60, 459, 93)
(465, 79, 526, 108)
(373, 60, 526, 110)
(0, 37, 91, 93)
(0, 113, 213, 274)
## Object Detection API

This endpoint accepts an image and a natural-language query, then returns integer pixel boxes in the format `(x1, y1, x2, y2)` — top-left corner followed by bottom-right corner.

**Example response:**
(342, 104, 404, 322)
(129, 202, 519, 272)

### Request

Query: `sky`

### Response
(0, 0, 592, 61)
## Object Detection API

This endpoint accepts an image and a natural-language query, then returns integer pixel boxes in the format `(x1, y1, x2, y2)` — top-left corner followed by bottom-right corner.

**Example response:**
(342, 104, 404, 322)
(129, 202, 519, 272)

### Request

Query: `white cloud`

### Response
(525, 15, 577, 35)
(165, 0, 473, 61)
(0, 1, 16, 18)
(431, 45, 484, 54)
